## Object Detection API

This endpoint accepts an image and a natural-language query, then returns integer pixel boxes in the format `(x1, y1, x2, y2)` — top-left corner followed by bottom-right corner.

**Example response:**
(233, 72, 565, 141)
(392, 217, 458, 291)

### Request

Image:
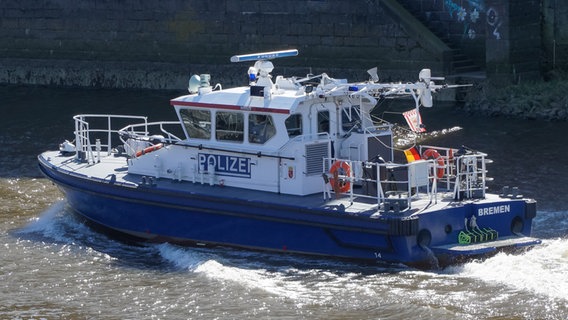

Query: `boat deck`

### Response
(40, 151, 462, 218)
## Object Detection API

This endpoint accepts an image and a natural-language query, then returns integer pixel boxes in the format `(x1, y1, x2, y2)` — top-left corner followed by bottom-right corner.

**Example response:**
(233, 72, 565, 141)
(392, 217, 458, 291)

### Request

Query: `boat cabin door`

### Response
(311, 103, 337, 156)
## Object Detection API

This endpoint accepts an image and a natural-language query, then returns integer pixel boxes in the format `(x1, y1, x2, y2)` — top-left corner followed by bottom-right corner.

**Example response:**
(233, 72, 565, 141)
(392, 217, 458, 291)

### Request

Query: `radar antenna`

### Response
(230, 49, 299, 90)
(229, 49, 298, 63)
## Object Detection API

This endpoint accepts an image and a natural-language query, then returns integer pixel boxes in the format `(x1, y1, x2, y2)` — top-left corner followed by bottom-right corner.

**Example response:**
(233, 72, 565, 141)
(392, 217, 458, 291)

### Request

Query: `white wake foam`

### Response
(19, 201, 116, 248)
(455, 238, 568, 301)
(18, 201, 69, 242)
(155, 244, 375, 305)
(156, 244, 304, 299)
(156, 243, 209, 271)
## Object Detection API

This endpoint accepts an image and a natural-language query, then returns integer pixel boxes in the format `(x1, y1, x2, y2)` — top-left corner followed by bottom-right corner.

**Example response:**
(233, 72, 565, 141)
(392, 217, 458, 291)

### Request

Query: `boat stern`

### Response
(415, 196, 540, 268)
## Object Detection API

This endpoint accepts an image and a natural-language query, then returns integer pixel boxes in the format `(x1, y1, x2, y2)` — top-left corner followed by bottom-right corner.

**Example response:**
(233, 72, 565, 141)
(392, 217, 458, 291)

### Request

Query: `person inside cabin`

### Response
(249, 114, 276, 144)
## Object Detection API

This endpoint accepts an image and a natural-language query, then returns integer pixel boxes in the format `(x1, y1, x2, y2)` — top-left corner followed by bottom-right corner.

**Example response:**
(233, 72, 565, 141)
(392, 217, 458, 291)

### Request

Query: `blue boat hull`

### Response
(38, 158, 539, 268)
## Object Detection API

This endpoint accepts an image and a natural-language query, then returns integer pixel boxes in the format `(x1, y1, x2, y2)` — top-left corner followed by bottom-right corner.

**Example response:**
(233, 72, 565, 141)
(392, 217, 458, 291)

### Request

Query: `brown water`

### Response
(1, 86, 567, 319)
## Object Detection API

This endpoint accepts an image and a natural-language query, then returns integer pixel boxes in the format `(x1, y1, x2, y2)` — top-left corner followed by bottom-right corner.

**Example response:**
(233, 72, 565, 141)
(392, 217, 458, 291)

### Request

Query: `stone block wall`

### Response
(0, 0, 562, 89)
(484, 0, 541, 82)
(543, 0, 568, 75)
(0, 0, 445, 89)
(398, 0, 487, 68)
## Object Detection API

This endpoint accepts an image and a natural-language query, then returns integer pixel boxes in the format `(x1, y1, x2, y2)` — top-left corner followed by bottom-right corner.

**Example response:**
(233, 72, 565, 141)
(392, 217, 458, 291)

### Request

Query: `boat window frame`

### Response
(215, 110, 244, 142)
(179, 108, 212, 140)
(317, 110, 330, 134)
(285, 113, 303, 138)
(341, 104, 362, 133)
(248, 113, 276, 144)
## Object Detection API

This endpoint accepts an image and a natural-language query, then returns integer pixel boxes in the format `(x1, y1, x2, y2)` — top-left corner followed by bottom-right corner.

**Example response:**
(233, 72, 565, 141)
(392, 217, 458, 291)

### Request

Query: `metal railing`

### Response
(418, 145, 489, 200)
(72, 114, 182, 164)
(73, 114, 148, 164)
(118, 121, 182, 156)
(323, 146, 490, 211)
(323, 157, 438, 211)
(452, 152, 489, 199)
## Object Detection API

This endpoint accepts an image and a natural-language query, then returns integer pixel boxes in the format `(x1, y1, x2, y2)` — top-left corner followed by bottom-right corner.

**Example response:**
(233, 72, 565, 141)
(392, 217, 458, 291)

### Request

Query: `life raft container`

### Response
(422, 148, 445, 179)
(329, 160, 351, 194)
(136, 143, 163, 157)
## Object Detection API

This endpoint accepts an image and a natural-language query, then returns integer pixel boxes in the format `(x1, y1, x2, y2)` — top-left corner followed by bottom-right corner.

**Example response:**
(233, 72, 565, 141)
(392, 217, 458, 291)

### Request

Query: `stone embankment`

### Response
(463, 78, 568, 121)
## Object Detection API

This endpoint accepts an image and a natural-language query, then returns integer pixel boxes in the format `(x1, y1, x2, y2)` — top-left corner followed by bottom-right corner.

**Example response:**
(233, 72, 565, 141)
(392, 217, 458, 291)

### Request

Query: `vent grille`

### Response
(305, 142, 329, 176)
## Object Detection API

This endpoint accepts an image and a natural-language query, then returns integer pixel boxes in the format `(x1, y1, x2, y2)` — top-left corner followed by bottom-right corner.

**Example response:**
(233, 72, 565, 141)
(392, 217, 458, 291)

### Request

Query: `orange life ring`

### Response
(329, 161, 351, 194)
(136, 143, 163, 157)
(422, 148, 445, 179)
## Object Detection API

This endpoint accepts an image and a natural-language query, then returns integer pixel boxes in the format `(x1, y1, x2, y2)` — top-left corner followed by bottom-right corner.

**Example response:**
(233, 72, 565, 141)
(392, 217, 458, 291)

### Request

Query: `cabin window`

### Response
(317, 110, 330, 134)
(342, 105, 361, 132)
(216, 111, 244, 142)
(249, 114, 276, 144)
(179, 109, 211, 140)
(285, 114, 302, 137)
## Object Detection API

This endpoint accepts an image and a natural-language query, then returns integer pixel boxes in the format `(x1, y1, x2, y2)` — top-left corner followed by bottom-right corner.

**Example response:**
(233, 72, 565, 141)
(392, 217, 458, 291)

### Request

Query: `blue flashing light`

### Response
(230, 49, 298, 63)
(249, 73, 256, 82)
(348, 86, 359, 92)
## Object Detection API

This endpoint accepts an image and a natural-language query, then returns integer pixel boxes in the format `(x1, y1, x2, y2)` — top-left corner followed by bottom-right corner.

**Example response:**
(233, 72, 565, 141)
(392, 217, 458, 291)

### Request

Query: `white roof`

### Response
(170, 86, 305, 114)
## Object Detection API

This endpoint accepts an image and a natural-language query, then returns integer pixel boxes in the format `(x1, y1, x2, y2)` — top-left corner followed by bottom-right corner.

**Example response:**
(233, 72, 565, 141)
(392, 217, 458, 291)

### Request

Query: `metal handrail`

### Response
(323, 157, 438, 210)
(117, 121, 183, 157)
(323, 146, 490, 210)
(453, 153, 488, 199)
(73, 114, 148, 164)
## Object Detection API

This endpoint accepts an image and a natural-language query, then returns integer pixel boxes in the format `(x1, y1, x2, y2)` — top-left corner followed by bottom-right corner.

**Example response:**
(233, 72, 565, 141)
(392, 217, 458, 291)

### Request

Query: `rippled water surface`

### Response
(1, 86, 567, 319)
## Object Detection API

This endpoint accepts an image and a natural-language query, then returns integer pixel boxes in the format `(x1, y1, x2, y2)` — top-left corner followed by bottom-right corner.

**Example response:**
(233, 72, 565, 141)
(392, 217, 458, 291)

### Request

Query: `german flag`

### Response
(404, 147, 421, 163)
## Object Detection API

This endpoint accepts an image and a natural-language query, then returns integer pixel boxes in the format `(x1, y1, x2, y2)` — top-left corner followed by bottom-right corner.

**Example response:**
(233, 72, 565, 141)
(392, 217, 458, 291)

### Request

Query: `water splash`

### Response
(16, 201, 69, 242)
(450, 238, 568, 301)
(156, 243, 209, 271)
(419, 245, 440, 270)
(154, 244, 391, 306)
(155, 244, 311, 300)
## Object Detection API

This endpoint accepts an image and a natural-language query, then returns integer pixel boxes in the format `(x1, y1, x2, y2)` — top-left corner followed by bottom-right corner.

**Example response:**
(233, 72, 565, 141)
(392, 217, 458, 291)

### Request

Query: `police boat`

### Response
(38, 49, 541, 268)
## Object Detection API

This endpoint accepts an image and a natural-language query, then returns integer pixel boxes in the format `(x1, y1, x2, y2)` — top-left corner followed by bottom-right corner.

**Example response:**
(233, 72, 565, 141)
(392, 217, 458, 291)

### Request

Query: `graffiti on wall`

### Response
(442, 0, 503, 40)
(486, 6, 503, 40)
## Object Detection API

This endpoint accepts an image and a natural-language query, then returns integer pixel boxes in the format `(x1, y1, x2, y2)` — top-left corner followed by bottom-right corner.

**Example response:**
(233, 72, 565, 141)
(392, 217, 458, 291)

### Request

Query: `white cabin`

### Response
(126, 50, 394, 196)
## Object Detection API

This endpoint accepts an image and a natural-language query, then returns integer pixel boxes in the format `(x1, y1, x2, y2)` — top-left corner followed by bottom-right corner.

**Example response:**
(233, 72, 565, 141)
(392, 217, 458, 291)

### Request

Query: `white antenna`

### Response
(367, 67, 379, 82)
(418, 69, 434, 107)
(230, 49, 298, 63)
